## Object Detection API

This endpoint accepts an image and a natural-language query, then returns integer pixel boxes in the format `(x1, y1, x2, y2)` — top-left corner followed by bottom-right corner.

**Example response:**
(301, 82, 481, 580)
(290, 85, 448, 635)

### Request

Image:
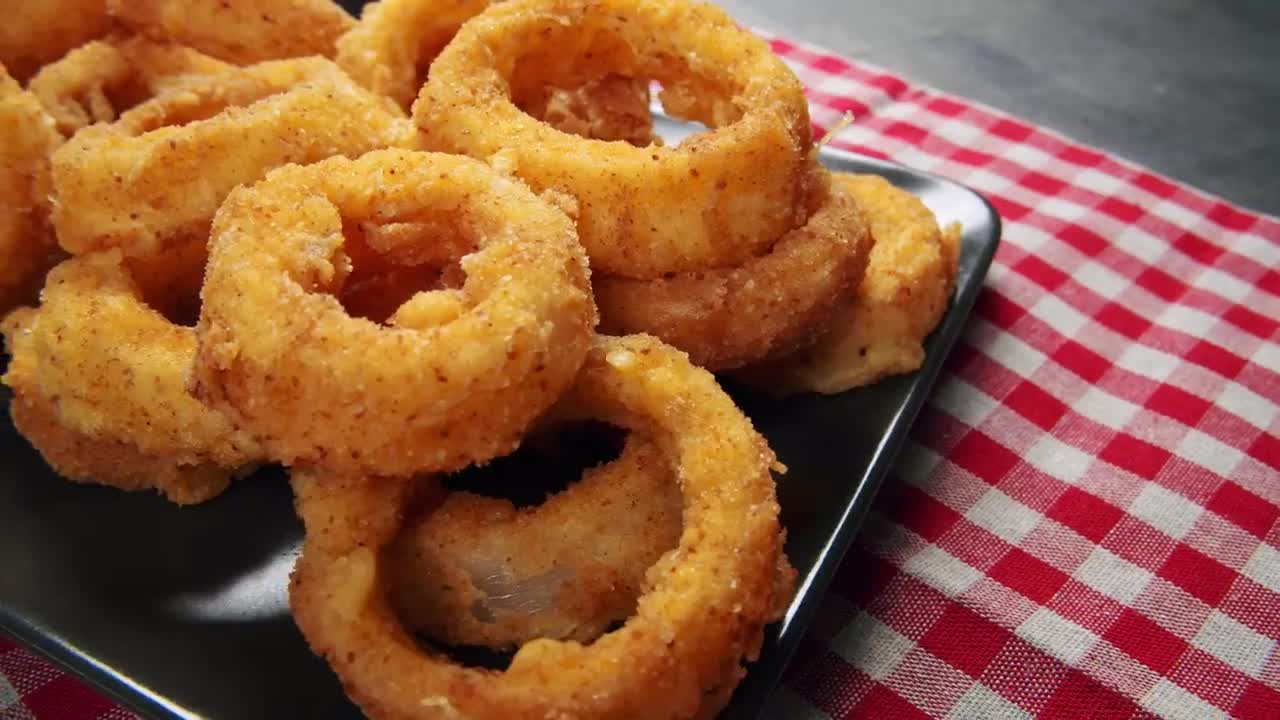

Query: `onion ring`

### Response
(290, 334, 792, 720)
(1, 250, 262, 505)
(28, 37, 234, 136)
(743, 173, 961, 394)
(595, 166, 873, 371)
(414, 0, 815, 278)
(106, 0, 355, 65)
(192, 149, 596, 476)
(0, 66, 62, 315)
(50, 57, 414, 259)
(392, 429, 684, 649)
(0, 0, 111, 83)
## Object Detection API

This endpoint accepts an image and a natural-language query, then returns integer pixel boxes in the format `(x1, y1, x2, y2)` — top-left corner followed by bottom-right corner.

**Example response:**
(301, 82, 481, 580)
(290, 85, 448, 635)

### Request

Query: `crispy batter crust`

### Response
(50, 57, 414, 259)
(0, 0, 111, 83)
(1, 257, 261, 506)
(336, 0, 491, 111)
(596, 166, 873, 370)
(746, 173, 961, 394)
(6, 385, 236, 505)
(0, 66, 63, 316)
(107, 0, 355, 65)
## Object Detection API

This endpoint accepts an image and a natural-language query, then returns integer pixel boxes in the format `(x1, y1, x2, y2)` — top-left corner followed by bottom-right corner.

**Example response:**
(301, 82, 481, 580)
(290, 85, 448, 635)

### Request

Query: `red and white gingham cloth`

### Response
(3, 32, 1278, 720)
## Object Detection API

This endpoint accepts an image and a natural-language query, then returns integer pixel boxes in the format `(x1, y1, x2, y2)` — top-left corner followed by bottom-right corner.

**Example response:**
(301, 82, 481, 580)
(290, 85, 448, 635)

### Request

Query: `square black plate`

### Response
(0, 125, 999, 719)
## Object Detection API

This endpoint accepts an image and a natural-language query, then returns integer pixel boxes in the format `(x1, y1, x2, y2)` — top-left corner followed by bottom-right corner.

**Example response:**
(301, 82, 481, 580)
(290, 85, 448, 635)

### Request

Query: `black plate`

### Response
(0, 127, 999, 719)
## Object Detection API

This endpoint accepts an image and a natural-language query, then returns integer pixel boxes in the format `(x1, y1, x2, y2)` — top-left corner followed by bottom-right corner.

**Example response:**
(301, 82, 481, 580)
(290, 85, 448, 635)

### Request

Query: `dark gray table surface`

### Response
(715, 0, 1280, 216)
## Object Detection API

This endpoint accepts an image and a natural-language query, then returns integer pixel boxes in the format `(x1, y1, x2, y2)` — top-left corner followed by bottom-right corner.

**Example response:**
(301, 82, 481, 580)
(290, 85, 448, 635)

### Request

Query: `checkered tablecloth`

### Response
(4, 31, 1278, 720)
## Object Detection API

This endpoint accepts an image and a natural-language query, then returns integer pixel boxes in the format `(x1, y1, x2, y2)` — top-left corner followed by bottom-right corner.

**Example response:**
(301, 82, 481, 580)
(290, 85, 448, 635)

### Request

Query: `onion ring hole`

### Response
(394, 420, 632, 669)
(335, 218, 473, 325)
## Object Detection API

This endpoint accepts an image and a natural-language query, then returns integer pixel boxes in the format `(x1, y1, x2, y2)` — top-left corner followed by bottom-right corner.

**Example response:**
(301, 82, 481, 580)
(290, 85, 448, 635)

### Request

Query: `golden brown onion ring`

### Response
(106, 0, 355, 65)
(744, 173, 961, 394)
(1, 251, 262, 505)
(0, 66, 63, 315)
(192, 149, 596, 477)
(0, 0, 111, 82)
(415, 0, 814, 279)
(290, 334, 792, 720)
(28, 37, 235, 136)
(50, 57, 414, 259)
(392, 430, 683, 649)
(595, 167, 873, 371)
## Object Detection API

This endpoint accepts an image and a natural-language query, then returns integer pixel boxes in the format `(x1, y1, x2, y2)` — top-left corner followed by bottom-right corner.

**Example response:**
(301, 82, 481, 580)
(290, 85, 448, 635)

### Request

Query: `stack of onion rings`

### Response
(192, 149, 596, 476)
(411, 0, 879, 371)
(106, 0, 355, 65)
(290, 334, 793, 720)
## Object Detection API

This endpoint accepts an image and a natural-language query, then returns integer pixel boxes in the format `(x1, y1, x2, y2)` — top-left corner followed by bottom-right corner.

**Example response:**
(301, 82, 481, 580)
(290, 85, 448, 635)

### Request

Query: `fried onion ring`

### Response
(192, 149, 596, 476)
(0, 0, 111, 83)
(28, 37, 234, 136)
(0, 66, 62, 315)
(290, 334, 792, 720)
(50, 57, 414, 259)
(1, 251, 261, 505)
(595, 166, 873, 371)
(743, 173, 961, 394)
(415, 0, 814, 278)
(106, 0, 355, 65)
(392, 430, 683, 649)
